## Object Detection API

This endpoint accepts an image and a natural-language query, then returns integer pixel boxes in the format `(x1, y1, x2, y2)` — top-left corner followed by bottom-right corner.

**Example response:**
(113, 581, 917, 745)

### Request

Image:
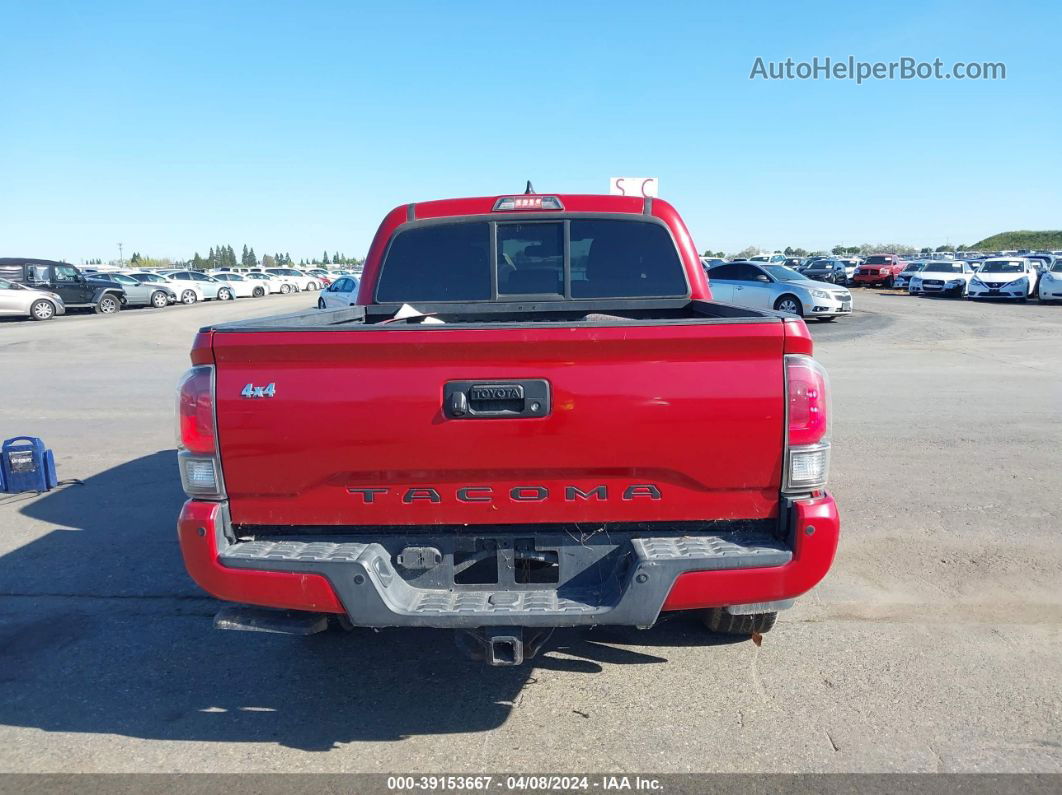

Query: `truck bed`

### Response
(206, 298, 785, 331)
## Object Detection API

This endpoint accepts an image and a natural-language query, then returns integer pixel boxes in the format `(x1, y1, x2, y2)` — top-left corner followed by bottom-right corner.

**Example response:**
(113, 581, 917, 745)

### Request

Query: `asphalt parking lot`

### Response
(0, 291, 1060, 774)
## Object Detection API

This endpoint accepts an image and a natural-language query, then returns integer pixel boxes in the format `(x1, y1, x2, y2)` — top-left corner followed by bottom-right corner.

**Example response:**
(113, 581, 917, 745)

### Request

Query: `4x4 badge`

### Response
(241, 383, 276, 399)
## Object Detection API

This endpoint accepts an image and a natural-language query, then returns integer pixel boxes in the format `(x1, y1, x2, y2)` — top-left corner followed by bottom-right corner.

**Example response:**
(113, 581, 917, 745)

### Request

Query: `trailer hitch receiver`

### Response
(455, 626, 554, 666)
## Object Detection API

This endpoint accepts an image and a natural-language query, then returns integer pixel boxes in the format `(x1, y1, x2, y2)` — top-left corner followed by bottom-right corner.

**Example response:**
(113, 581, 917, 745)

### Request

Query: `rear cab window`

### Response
(375, 217, 689, 303)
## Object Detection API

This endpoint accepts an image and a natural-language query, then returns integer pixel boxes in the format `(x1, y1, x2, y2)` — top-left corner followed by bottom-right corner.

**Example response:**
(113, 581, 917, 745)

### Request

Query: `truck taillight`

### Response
(176, 365, 225, 499)
(177, 366, 215, 454)
(784, 355, 831, 494)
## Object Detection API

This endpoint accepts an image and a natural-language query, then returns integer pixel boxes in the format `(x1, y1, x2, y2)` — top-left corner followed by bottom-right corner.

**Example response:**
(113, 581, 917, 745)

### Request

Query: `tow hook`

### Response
(454, 626, 554, 666)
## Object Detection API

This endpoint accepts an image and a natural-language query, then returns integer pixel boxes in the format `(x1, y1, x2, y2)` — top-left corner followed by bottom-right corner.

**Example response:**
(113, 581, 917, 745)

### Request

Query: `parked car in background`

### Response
(968, 258, 1039, 301)
(210, 272, 266, 298)
(699, 257, 725, 272)
(838, 258, 861, 279)
(305, 268, 335, 286)
(160, 270, 235, 301)
(852, 254, 906, 288)
(748, 253, 787, 265)
(125, 271, 204, 304)
(264, 267, 321, 291)
(908, 261, 976, 297)
(94, 272, 177, 308)
(781, 257, 805, 271)
(1024, 254, 1055, 276)
(0, 258, 125, 314)
(316, 275, 361, 309)
(893, 261, 926, 290)
(708, 261, 851, 320)
(802, 258, 851, 285)
(0, 277, 65, 320)
(1037, 260, 1062, 303)
(244, 271, 296, 294)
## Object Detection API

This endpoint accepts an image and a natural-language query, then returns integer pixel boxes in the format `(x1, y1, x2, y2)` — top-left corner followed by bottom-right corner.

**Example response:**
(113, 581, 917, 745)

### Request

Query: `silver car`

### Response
(708, 261, 852, 321)
(894, 261, 927, 290)
(0, 277, 66, 320)
(160, 271, 235, 300)
(96, 272, 177, 308)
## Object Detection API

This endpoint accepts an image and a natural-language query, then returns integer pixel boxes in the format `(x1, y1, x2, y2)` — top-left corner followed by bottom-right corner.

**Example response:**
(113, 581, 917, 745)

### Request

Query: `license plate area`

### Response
(444, 535, 623, 591)
(453, 540, 562, 585)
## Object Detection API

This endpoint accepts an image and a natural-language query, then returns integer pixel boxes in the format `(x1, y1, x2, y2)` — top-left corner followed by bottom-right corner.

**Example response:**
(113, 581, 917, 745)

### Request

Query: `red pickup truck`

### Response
(176, 192, 839, 665)
(852, 254, 906, 287)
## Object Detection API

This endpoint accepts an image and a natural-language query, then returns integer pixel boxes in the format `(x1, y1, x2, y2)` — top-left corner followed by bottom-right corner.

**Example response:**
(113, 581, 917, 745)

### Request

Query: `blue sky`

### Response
(2, 0, 1060, 262)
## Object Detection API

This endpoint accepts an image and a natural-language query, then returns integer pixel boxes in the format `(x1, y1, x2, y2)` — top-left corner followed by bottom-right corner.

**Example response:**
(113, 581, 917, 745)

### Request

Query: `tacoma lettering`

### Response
(345, 484, 661, 504)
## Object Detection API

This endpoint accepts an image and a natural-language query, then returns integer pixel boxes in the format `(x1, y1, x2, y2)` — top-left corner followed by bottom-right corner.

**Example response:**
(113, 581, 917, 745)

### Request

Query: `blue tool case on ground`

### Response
(0, 436, 58, 493)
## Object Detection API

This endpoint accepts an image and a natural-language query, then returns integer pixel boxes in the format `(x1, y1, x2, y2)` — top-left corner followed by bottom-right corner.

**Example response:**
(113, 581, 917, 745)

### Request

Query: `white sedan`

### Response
(968, 258, 1039, 301)
(317, 276, 361, 309)
(908, 261, 975, 297)
(243, 271, 298, 294)
(1037, 261, 1062, 303)
(264, 267, 321, 291)
(210, 272, 267, 298)
(125, 271, 205, 304)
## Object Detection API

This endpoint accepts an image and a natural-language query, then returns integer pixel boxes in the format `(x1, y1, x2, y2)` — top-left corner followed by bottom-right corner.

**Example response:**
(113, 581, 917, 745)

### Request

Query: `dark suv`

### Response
(0, 258, 125, 314)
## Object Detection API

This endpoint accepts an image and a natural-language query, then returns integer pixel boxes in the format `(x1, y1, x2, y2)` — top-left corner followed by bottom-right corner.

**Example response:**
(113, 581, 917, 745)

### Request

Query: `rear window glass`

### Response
(377, 222, 491, 302)
(569, 219, 686, 298)
(498, 223, 564, 296)
(376, 218, 687, 302)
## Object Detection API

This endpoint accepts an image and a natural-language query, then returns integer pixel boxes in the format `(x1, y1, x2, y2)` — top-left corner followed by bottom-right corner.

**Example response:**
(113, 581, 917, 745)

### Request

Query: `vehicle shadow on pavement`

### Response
(0, 451, 742, 751)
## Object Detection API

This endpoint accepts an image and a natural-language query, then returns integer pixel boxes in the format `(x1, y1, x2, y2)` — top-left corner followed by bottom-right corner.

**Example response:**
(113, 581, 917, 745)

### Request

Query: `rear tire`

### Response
(252, 286, 265, 298)
(217, 288, 233, 301)
(180, 289, 198, 304)
(150, 290, 169, 308)
(95, 294, 120, 315)
(29, 299, 56, 321)
(773, 295, 803, 316)
(280, 283, 292, 294)
(700, 608, 777, 635)
(317, 297, 325, 309)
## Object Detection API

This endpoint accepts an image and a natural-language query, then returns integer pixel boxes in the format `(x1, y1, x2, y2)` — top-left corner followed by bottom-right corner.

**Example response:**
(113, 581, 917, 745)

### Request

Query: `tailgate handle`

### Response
(444, 380, 551, 419)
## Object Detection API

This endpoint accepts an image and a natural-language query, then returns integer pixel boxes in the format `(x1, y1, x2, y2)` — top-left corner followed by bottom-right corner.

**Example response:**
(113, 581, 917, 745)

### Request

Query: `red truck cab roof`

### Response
(357, 193, 708, 303)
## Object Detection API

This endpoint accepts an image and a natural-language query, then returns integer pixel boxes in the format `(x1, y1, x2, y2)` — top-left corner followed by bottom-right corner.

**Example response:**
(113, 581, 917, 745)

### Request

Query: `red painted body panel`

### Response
(661, 494, 839, 611)
(781, 317, 814, 356)
(212, 322, 787, 527)
(178, 500, 344, 613)
(190, 331, 214, 365)
(355, 194, 711, 304)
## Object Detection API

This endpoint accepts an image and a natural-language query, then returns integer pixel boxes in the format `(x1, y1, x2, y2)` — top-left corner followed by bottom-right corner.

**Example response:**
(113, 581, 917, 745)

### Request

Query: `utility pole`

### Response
(118, 242, 124, 268)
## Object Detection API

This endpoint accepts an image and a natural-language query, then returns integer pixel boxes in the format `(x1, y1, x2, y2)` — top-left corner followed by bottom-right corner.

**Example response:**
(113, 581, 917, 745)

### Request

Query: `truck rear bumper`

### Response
(178, 495, 839, 628)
